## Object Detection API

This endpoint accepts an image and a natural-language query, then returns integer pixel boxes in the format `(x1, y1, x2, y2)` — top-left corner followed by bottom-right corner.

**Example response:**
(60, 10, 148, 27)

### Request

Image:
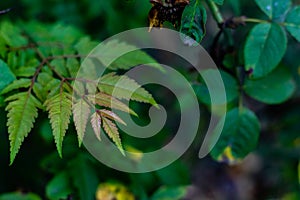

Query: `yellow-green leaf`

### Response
(5, 92, 41, 164)
(102, 117, 125, 156)
(99, 73, 157, 106)
(45, 92, 72, 157)
(89, 93, 137, 116)
(73, 99, 91, 146)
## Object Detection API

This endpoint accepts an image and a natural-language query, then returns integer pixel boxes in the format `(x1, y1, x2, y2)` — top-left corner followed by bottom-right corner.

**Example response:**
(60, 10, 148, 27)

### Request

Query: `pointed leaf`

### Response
(90, 112, 102, 141)
(244, 23, 287, 78)
(73, 99, 91, 146)
(45, 92, 72, 157)
(99, 109, 126, 125)
(99, 73, 157, 105)
(1, 79, 32, 95)
(102, 117, 125, 155)
(89, 93, 137, 116)
(5, 92, 41, 164)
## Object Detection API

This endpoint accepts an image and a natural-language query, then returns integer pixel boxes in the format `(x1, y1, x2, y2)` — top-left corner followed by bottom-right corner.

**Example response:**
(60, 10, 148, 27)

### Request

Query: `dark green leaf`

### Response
(193, 69, 238, 104)
(180, 1, 207, 44)
(70, 155, 99, 200)
(254, 0, 291, 20)
(285, 6, 300, 42)
(244, 23, 287, 78)
(46, 172, 73, 200)
(211, 107, 260, 164)
(244, 66, 295, 104)
(0, 59, 16, 92)
(0, 21, 27, 46)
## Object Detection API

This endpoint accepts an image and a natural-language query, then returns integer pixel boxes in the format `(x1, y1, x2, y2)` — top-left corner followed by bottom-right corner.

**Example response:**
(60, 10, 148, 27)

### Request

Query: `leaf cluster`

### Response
(0, 21, 157, 164)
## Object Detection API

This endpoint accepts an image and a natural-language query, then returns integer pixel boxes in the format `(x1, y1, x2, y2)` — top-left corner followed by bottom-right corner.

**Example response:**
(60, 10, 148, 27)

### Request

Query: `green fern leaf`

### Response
(89, 93, 137, 116)
(99, 109, 126, 126)
(5, 92, 42, 164)
(101, 117, 125, 156)
(98, 73, 157, 106)
(1, 79, 32, 95)
(45, 92, 72, 157)
(90, 112, 102, 141)
(73, 99, 91, 146)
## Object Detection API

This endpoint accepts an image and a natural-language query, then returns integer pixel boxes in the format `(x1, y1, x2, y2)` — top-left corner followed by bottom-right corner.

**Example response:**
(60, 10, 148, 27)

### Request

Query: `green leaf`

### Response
(46, 172, 72, 200)
(69, 155, 99, 200)
(75, 37, 99, 56)
(0, 59, 16, 92)
(45, 92, 72, 157)
(5, 92, 42, 164)
(254, 0, 291, 20)
(99, 73, 157, 106)
(244, 66, 295, 104)
(193, 69, 238, 104)
(180, 1, 207, 44)
(15, 67, 36, 77)
(1, 79, 32, 95)
(73, 99, 91, 146)
(212, 0, 224, 5)
(90, 112, 102, 141)
(93, 40, 162, 71)
(244, 23, 287, 78)
(99, 109, 126, 126)
(151, 186, 188, 200)
(50, 59, 69, 77)
(285, 6, 300, 42)
(90, 92, 137, 116)
(102, 117, 125, 155)
(66, 58, 80, 77)
(0, 21, 27, 46)
(0, 192, 41, 200)
(211, 107, 260, 164)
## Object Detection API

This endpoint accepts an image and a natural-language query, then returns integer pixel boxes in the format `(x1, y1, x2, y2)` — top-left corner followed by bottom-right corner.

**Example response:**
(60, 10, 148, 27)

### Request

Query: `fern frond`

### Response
(98, 73, 157, 106)
(88, 93, 137, 116)
(99, 109, 126, 125)
(5, 92, 42, 164)
(73, 98, 90, 146)
(1, 79, 32, 95)
(90, 112, 101, 141)
(44, 92, 72, 157)
(101, 117, 125, 156)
